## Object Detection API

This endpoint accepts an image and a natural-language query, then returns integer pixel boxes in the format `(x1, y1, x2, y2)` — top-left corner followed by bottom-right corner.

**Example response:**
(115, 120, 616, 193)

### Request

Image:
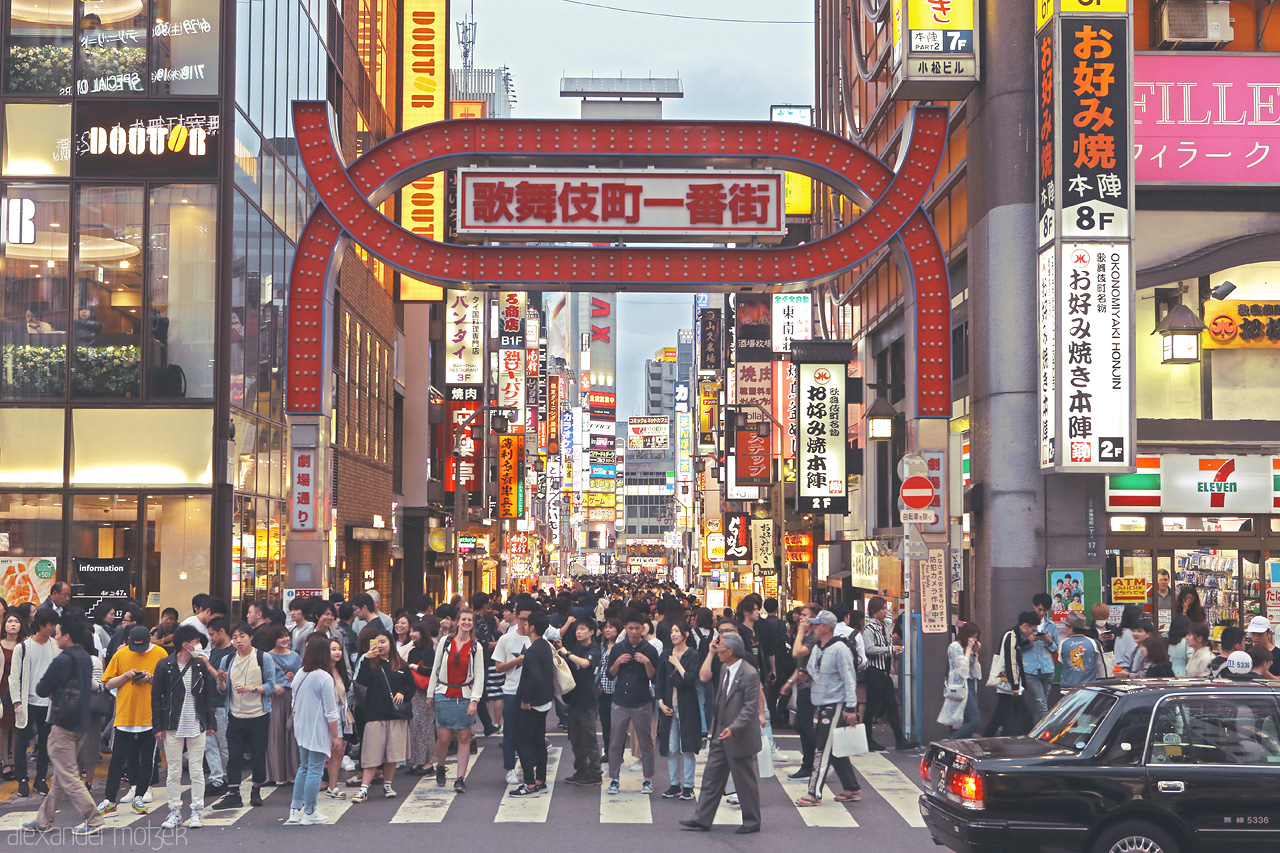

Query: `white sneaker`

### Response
(340, 756, 356, 772)
(285, 808, 303, 825)
(142, 789, 154, 804)
(727, 793, 740, 806)
(627, 760, 641, 772)
(161, 811, 181, 830)
(189, 808, 203, 829)
(505, 769, 519, 785)
(301, 811, 329, 826)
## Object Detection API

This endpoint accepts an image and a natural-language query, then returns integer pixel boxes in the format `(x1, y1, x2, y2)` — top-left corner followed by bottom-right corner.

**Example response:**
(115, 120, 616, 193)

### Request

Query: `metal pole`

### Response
(903, 553, 913, 740)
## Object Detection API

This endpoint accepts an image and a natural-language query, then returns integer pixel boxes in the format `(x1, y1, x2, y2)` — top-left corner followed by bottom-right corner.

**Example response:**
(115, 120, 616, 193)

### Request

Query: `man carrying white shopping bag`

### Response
(794, 611, 862, 808)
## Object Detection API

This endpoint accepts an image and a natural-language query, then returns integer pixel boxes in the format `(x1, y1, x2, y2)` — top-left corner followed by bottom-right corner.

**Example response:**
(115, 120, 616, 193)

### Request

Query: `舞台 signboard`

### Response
(1106, 455, 1280, 514)
(771, 294, 812, 353)
(457, 169, 785, 241)
(444, 291, 485, 385)
(795, 362, 848, 513)
(1035, 3, 1134, 473)
(627, 416, 670, 450)
(889, 0, 980, 100)
(1134, 54, 1280, 186)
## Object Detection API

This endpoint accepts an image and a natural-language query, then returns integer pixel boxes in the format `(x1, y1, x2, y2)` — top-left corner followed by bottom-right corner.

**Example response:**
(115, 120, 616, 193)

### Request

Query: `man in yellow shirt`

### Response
(97, 626, 169, 816)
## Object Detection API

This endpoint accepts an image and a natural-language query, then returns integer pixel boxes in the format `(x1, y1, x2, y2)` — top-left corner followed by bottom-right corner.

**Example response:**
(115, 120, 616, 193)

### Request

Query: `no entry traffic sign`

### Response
(900, 475, 935, 510)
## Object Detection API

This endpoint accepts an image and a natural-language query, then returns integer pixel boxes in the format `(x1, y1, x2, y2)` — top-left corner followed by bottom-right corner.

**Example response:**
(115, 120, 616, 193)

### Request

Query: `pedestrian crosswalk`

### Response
(1, 747, 927, 831)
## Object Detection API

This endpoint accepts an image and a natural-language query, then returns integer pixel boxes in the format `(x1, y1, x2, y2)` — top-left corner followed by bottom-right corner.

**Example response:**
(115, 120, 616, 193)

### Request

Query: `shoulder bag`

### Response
(985, 633, 1009, 689)
(382, 668, 413, 720)
(551, 647, 577, 697)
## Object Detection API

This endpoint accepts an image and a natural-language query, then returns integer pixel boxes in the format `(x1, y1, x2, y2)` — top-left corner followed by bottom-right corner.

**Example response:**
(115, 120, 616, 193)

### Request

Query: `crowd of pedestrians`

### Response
(0, 578, 898, 835)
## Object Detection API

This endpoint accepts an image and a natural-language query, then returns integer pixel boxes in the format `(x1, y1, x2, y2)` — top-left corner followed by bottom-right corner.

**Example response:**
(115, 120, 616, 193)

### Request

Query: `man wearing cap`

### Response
(680, 631, 762, 835)
(794, 610, 862, 808)
(1058, 614, 1105, 691)
(1222, 649, 1265, 681)
(1246, 616, 1280, 678)
(97, 625, 169, 816)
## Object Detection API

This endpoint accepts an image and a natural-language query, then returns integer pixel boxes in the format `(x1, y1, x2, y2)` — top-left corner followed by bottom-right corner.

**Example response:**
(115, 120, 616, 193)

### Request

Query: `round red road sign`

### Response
(900, 475, 935, 510)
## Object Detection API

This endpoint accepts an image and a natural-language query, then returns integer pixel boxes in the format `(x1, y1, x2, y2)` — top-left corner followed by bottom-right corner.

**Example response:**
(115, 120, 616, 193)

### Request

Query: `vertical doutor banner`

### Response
(399, 0, 448, 300)
(1036, 0, 1134, 473)
(497, 434, 524, 519)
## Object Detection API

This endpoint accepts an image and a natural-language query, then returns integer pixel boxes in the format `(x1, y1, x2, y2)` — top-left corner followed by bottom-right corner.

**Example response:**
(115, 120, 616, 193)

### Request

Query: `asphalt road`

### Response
(0, 731, 945, 851)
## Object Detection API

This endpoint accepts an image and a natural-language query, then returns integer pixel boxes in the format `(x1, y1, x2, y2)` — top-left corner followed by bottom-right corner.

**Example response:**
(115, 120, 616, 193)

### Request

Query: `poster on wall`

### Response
(0, 557, 56, 607)
(921, 550, 948, 633)
(71, 557, 132, 617)
(1049, 568, 1103, 630)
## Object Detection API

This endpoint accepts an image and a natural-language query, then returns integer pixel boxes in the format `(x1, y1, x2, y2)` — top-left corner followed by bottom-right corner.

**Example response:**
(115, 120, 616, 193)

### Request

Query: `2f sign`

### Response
(2, 198, 36, 245)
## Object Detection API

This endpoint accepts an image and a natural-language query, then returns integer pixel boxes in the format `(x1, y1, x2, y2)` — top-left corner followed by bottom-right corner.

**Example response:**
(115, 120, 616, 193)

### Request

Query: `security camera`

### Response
(1210, 281, 1237, 300)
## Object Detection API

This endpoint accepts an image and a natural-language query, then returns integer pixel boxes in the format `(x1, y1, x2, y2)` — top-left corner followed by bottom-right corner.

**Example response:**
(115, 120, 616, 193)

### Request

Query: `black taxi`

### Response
(918, 680, 1280, 853)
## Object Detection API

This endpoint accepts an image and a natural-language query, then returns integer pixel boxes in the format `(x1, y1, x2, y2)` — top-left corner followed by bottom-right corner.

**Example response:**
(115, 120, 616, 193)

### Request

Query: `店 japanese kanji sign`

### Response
(457, 169, 785, 241)
(1133, 55, 1280, 186)
(444, 291, 485, 385)
(497, 434, 524, 519)
(796, 363, 848, 513)
(1036, 3, 1133, 474)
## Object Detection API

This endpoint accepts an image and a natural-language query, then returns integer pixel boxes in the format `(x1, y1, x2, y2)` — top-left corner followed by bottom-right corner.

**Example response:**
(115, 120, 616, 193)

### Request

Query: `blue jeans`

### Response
(205, 707, 229, 785)
(666, 708, 695, 788)
(291, 747, 326, 814)
(502, 693, 521, 770)
(954, 678, 982, 739)
(1023, 671, 1054, 721)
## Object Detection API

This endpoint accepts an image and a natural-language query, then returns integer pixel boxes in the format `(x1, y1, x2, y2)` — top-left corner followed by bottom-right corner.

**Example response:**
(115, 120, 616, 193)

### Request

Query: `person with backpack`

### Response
(151, 624, 218, 829)
(21, 614, 103, 837)
(211, 622, 285, 810)
(426, 610, 482, 792)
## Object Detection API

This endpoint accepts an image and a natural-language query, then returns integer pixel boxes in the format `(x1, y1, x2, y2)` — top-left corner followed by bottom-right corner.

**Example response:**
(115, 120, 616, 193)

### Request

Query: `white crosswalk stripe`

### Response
(851, 752, 927, 827)
(494, 745, 561, 822)
(599, 756, 652, 823)
(390, 746, 486, 823)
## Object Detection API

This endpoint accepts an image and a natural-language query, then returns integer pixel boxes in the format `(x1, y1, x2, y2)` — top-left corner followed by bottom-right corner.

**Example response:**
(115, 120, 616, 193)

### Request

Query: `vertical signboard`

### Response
(698, 381, 719, 450)
(399, 0, 448, 301)
(771, 293, 812, 354)
(736, 428, 772, 486)
(890, 0, 980, 100)
(444, 291, 485, 385)
(750, 519, 776, 576)
(547, 378, 561, 454)
(497, 434, 524, 519)
(795, 362, 848, 513)
(698, 308, 722, 371)
(774, 360, 798, 459)
(724, 513, 751, 561)
(734, 295, 773, 360)
(291, 449, 317, 530)
(498, 291, 527, 425)
(1036, 3, 1134, 472)
(445, 386, 482, 493)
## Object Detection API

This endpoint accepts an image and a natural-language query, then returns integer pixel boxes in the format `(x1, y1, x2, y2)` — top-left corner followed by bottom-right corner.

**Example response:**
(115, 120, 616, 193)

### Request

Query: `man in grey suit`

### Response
(680, 632, 762, 835)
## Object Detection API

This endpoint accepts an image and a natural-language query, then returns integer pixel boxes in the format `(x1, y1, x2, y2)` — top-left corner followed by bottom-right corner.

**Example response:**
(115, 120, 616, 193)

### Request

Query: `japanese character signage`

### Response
(1041, 244, 1132, 471)
(736, 428, 772, 486)
(733, 362, 773, 422)
(784, 531, 813, 564)
(920, 550, 948, 633)
(698, 308, 723, 371)
(771, 294, 812, 353)
(74, 101, 220, 179)
(291, 449, 317, 530)
(1134, 55, 1280, 186)
(1110, 576, 1147, 603)
(547, 379, 561, 455)
(444, 291, 485, 385)
(1202, 300, 1280, 350)
(725, 513, 751, 562)
(498, 292, 527, 424)
(796, 362, 848, 513)
(497, 434, 524, 520)
(734, 295, 773, 359)
(890, 0, 980, 100)
(676, 412, 694, 482)
(775, 360, 799, 459)
(1036, 3, 1133, 474)
(445, 386, 482, 494)
(457, 169, 784, 241)
(698, 381, 719, 450)
(627, 416, 670, 450)
(751, 519, 776, 576)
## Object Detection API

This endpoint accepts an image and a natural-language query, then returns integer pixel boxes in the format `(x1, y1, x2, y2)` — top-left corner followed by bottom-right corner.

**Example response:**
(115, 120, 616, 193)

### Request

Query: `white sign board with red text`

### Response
(457, 168, 785, 241)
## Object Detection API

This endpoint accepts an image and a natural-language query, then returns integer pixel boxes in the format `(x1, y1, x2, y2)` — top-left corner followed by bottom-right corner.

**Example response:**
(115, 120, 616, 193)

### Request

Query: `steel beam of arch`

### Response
(285, 103, 952, 419)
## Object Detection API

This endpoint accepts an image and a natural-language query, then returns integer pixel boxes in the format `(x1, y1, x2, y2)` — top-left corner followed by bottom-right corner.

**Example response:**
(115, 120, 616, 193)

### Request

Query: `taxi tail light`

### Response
(948, 768, 985, 810)
(920, 755, 931, 781)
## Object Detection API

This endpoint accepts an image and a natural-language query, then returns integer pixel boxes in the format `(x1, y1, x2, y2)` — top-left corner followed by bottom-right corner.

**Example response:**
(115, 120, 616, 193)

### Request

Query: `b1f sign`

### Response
(457, 169, 785, 242)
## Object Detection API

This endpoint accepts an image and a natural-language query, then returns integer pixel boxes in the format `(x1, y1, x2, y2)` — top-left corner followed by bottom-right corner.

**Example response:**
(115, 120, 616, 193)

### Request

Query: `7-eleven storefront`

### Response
(1105, 455, 1280, 631)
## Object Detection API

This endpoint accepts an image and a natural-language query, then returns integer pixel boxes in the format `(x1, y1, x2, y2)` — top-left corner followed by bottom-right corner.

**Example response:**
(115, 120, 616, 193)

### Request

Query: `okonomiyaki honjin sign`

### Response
(796, 362, 848, 513)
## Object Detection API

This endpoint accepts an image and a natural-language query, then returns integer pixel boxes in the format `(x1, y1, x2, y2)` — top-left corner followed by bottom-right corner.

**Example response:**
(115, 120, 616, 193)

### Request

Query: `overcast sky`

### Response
(463, 0, 814, 416)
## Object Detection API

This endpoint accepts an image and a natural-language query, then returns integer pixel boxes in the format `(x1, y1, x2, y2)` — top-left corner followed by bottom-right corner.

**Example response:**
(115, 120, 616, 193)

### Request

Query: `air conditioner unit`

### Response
(1159, 0, 1234, 49)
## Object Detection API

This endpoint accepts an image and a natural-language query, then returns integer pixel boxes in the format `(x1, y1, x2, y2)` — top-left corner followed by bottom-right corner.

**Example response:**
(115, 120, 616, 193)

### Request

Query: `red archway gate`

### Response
(287, 101, 952, 420)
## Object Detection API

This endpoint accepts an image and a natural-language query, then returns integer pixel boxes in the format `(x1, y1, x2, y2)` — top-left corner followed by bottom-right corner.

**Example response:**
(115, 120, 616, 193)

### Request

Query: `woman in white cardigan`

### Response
(426, 609, 485, 792)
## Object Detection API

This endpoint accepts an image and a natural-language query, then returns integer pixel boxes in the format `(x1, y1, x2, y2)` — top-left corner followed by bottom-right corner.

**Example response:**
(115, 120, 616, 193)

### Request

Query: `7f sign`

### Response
(796, 363, 847, 513)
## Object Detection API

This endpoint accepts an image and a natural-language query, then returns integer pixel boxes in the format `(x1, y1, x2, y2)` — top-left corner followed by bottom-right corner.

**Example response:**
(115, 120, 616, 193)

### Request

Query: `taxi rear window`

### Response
(1030, 688, 1117, 751)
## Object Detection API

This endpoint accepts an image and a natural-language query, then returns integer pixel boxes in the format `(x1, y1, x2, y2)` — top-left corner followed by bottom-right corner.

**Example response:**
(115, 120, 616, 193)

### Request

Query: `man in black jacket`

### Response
(23, 614, 104, 837)
(152, 624, 218, 829)
(510, 611, 555, 796)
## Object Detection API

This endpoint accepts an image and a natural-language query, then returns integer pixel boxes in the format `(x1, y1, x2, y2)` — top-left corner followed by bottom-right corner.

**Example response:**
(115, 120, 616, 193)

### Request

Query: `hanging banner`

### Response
(445, 386, 482, 493)
(698, 308, 723, 371)
(750, 519, 776, 576)
(774, 360, 798, 459)
(771, 293, 812, 354)
(0, 557, 56, 608)
(444, 291, 485, 385)
(497, 434, 524, 519)
(399, 0, 448, 300)
(547, 379, 561, 454)
(725, 513, 751, 561)
(795, 363, 848, 513)
(734, 294, 773, 360)
(736, 428, 772, 486)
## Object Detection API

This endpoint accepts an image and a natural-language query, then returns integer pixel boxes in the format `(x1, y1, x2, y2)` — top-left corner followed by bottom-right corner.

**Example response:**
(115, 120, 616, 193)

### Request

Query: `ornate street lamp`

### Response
(1154, 302, 1207, 365)
(865, 396, 897, 441)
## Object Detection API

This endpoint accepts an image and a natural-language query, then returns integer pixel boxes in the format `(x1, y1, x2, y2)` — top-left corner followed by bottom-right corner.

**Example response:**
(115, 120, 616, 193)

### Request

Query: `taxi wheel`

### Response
(1091, 820, 1179, 853)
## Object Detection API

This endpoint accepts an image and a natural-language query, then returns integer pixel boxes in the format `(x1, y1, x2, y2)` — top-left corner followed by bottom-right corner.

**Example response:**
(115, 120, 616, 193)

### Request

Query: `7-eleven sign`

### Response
(1107, 454, 1280, 514)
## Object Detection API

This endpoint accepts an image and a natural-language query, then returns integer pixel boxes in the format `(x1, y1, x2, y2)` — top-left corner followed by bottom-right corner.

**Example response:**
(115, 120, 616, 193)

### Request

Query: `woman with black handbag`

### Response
(351, 627, 413, 803)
